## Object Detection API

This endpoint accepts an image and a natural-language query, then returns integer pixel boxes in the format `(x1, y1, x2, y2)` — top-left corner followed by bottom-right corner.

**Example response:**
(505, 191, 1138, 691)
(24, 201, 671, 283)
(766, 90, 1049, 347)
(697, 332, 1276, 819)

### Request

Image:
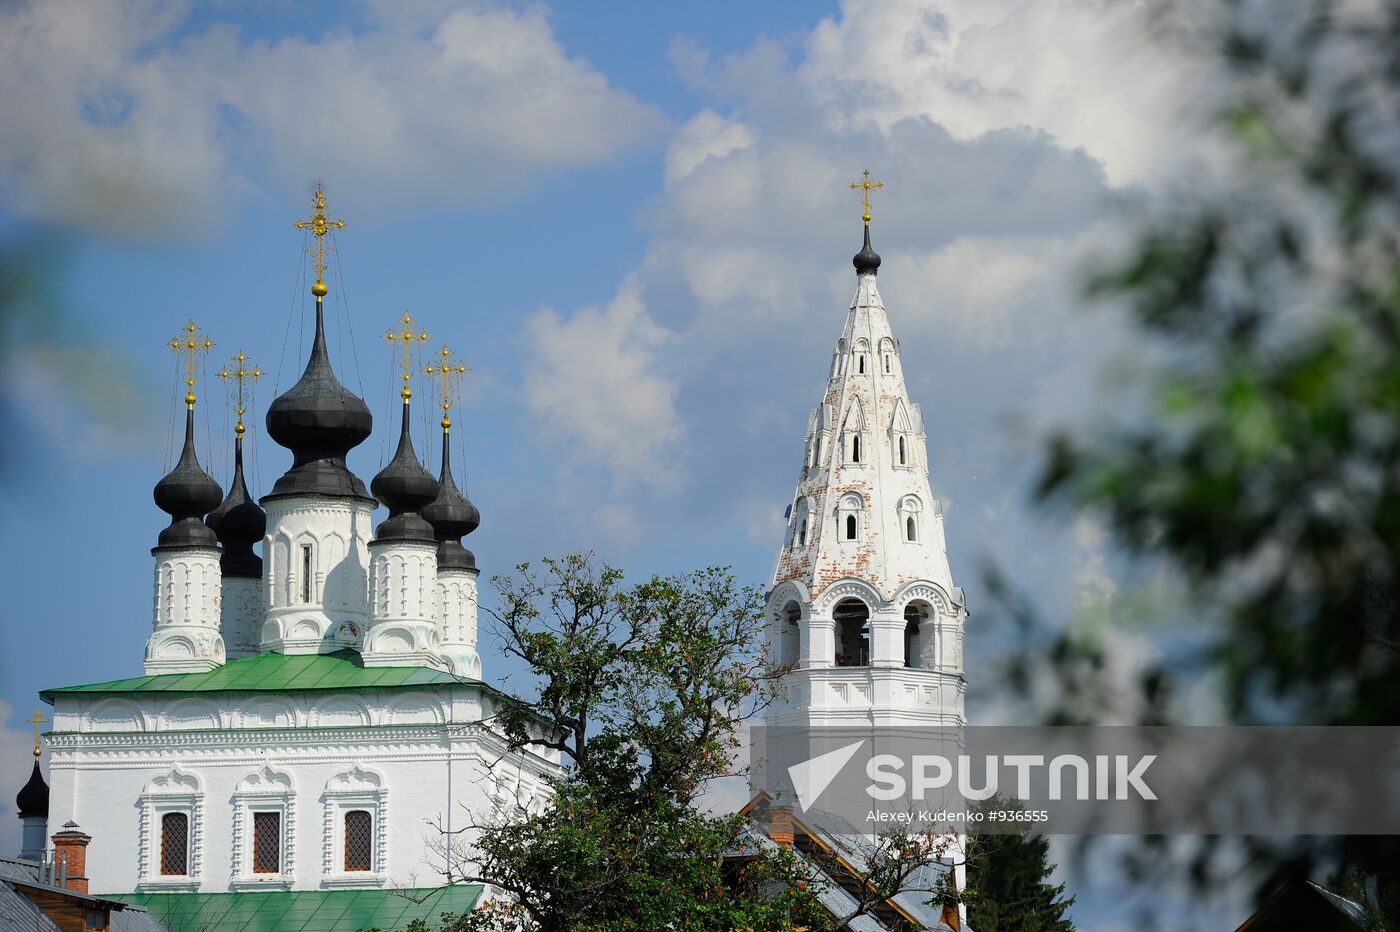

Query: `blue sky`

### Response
(0, 1, 1242, 926)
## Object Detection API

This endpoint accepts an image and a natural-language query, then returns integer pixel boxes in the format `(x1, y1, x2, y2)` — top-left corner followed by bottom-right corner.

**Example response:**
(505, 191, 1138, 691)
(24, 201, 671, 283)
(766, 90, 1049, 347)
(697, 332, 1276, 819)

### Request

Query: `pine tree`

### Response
(966, 828, 1076, 932)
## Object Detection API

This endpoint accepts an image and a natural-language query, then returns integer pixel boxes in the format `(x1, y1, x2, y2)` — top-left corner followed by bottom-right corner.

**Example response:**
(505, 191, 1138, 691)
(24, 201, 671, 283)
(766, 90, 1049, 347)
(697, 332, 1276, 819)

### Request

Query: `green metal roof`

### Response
(111, 885, 483, 931)
(40, 650, 474, 699)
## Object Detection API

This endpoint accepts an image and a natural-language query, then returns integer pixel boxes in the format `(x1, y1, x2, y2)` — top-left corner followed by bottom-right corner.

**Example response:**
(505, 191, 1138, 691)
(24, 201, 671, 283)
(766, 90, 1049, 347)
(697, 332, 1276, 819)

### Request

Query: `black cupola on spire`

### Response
(422, 429, 481, 570)
(371, 400, 439, 542)
(853, 223, 882, 275)
(15, 759, 48, 819)
(207, 437, 266, 577)
(264, 300, 374, 501)
(154, 408, 224, 549)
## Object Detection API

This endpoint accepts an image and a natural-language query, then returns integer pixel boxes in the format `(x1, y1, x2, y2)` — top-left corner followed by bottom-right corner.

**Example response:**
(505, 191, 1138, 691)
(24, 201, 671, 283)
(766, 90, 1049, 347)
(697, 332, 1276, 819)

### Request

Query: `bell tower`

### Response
(766, 179, 968, 729)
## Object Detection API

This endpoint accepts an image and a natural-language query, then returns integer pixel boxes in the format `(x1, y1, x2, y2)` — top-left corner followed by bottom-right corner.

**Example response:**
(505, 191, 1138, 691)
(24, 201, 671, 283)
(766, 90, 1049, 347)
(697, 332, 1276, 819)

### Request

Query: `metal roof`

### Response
(111, 885, 483, 931)
(40, 649, 474, 700)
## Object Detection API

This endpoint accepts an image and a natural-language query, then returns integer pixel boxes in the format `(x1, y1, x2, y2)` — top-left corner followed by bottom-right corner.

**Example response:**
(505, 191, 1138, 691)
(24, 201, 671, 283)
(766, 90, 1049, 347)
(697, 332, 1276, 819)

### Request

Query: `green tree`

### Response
(420, 554, 833, 932)
(966, 831, 1074, 932)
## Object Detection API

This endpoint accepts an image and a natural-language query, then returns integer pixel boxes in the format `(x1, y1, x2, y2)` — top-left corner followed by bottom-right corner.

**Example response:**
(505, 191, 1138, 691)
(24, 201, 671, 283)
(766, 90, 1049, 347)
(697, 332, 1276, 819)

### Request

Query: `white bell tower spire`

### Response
(766, 195, 968, 729)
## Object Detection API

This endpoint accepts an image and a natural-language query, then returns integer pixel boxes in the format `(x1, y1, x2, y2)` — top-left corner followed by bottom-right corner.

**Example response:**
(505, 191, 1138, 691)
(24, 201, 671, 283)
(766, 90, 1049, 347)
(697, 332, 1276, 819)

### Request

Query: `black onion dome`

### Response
(371, 401, 439, 542)
(853, 224, 881, 275)
(265, 302, 373, 500)
(423, 431, 481, 570)
(207, 439, 266, 578)
(154, 408, 223, 549)
(16, 760, 48, 818)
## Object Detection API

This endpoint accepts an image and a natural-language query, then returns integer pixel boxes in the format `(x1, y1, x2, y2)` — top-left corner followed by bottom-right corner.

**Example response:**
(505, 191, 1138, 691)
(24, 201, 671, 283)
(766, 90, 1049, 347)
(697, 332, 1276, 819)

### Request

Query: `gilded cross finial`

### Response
(423, 344, 470, 432)
(294, 184, 346, 299)
(26, 710, 47, 760)
(167, 320, 216, 410)
(849, 169, 884, 224)
(219, 350, 264, 439)
(384, 311, 429, 401)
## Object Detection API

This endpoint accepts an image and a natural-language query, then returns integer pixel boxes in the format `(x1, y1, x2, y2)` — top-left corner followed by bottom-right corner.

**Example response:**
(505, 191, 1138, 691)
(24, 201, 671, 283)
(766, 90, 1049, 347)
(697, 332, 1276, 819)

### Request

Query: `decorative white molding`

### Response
(231, 765, 296, 886)
(320, 765, 388, 884)
(136, 767, 203, 890)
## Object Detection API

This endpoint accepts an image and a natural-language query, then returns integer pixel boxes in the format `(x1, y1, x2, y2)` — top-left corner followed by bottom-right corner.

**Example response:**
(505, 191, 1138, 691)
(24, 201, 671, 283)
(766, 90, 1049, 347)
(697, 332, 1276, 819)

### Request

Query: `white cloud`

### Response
(0, 1, 664, 233)
(521, 279, 682, 488)
(798, 0, 1196, 187)
(664, 110, 755, 185)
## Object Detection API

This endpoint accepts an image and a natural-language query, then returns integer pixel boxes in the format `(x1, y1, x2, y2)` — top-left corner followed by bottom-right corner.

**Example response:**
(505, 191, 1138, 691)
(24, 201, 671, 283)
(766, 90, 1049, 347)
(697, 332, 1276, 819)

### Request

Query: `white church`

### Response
(6, 185, 968, 931)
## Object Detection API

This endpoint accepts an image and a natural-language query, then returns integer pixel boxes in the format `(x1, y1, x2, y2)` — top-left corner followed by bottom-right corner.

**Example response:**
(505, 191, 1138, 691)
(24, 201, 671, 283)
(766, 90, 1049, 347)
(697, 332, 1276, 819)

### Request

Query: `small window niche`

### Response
(837, 493, 864, 543)
(898, 496, 922, 545)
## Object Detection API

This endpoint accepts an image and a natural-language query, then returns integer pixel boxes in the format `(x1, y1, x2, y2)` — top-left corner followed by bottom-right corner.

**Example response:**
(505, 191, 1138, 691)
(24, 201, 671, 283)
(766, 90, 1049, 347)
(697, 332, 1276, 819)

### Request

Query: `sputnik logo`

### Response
(787, 740, 865, 812)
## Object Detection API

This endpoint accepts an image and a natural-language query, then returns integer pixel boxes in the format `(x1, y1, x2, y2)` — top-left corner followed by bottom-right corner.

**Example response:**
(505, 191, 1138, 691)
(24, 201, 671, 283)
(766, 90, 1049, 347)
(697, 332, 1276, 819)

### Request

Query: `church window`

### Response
(252, 812, 281, 874)
(851, 435, 861, 463)
(899, 436, 907, 465)
(344, 810, 373, 872)
(798, 519, 808, 547)
(885, 354, 891, 373)
(160, 813, 189, 876)
(300, 546, 313, 603)
(846, 515, 857, 540)
(907, 516, 917, 541)
(858, 355, 866, 374)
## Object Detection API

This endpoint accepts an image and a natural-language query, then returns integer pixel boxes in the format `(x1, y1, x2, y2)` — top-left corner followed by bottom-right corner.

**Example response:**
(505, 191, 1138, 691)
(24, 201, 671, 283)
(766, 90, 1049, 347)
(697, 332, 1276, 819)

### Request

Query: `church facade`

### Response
(25, 189, 557, 905)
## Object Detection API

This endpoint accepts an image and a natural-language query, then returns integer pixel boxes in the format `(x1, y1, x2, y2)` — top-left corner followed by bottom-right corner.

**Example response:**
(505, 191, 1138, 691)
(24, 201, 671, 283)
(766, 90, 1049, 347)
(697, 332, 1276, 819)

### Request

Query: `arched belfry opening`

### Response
(904, 601, 933, 669)
(779, 600, 802, 667)
(834, 598, 870, 667)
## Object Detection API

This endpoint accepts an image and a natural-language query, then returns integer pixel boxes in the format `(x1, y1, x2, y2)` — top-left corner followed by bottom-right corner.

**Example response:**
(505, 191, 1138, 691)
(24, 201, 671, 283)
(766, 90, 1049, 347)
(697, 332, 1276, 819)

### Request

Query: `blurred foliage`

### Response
(997, 0, 1400, 920)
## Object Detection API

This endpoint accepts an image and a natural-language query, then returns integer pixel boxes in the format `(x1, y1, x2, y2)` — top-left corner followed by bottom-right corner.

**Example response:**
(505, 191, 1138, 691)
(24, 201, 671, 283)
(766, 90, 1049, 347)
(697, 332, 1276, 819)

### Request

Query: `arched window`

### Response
(885, 354, 891, 373)
(899, 436, 907, 465)
(852, 435, 861, 463)
(160, 812, 189, 876)
(846, 515, 857, 540)
(344, 810, 373, 872)
(907, 516, 917, 541)
(798, 519, 808, 547)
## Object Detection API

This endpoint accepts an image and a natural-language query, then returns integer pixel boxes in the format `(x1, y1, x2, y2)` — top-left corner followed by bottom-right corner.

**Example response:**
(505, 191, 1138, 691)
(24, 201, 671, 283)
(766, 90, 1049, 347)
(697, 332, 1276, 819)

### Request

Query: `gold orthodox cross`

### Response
(168, 320, 216, 410)
(26, 710, 47, 759)
(294, 184, 346, 298)
(849, 169, 884, 224)
(384, 311, 429, 400)
(219, 350, 264, 438)
(423, 344, 469, 431)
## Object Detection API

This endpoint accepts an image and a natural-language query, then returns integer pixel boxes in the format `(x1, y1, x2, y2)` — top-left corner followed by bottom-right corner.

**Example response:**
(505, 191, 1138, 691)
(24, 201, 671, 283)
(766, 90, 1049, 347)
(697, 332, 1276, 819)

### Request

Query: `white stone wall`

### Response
(221, 576, 262, 661)
(44, 687, 560, 895)
(261, 497, 375, 654)
(146, 548, 225, 675)
(363, 540, 442, 668)
(437, 568, 481, 679)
